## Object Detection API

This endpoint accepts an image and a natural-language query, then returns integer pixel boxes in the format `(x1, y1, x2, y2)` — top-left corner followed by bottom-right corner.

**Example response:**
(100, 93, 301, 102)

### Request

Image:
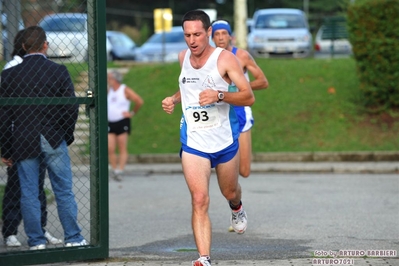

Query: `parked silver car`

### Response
(38, 13, 88, 62)
(247, 8, 312, 58)
(106, 31, 137, 60)
(135, 26, 187, 63)
(314, 24, 352, 56)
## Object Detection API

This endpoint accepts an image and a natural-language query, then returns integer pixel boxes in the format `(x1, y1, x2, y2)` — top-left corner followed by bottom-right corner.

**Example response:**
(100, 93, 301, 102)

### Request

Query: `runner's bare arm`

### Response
(237, 49, 269, 90)
(218, 50, 255, 106)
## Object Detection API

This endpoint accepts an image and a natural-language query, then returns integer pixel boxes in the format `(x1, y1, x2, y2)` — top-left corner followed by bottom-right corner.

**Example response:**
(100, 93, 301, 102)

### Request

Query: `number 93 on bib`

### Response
(186, 104, 221, 132)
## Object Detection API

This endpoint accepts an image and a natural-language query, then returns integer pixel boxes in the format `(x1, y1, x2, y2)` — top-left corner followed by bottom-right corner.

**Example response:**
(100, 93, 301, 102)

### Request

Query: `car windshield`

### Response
(146, 31, 185, 44)
(40, 17, 86, 32)
(255, 14, 306, 29)
(108, 33, 135, 47)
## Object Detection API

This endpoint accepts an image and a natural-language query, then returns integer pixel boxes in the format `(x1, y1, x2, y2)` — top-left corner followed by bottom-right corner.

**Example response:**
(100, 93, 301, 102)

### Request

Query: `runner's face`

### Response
(183, 20, 211, 56)
(212, 29, 231, 49)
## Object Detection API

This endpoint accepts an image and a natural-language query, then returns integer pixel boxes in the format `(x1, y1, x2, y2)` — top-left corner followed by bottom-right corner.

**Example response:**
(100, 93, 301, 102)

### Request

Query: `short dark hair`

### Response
(11, 29, 26, 57)
(182, 10, 211, 31)
(22, 26, 47, 53)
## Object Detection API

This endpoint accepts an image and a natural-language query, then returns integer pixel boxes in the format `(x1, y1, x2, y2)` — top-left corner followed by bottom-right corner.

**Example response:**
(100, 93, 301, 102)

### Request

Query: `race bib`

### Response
(186, 104, 221, 132)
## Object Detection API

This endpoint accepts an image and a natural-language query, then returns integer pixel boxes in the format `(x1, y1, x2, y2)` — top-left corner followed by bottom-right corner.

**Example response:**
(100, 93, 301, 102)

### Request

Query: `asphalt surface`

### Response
(1, 158, 398, 266)
(51, 162, 399, 265)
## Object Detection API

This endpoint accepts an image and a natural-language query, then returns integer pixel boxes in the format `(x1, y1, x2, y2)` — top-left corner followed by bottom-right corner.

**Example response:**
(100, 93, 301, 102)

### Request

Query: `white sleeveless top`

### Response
(107, 84, 131, 122)
(178, 47, 239, 153)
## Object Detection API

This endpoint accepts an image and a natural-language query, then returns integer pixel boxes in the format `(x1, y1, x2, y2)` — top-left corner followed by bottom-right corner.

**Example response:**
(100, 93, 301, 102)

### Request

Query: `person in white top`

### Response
(1, 29, 62, 247)
(161, 10, 255, 266)
(107, 70, 144, 181)
(3, 30, 24, 70)
(4, 54, 23, 70)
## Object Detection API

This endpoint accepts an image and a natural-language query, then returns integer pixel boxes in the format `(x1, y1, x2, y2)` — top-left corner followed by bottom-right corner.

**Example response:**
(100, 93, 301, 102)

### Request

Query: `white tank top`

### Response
(179, 47, 239, 153)
(107, 84, 131, 122)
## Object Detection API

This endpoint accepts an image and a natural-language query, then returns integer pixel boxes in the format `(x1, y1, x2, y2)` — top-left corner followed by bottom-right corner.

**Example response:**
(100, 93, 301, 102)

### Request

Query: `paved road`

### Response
(104, 171, 399, 264)
(1, 164, 398, 265)
(106, 171, 399, 257)
(54, 170, 399, 265)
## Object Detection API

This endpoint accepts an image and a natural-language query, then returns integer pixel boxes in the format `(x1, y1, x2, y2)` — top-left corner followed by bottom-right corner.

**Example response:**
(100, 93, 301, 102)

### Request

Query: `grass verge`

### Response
(124, 57, 399, 154)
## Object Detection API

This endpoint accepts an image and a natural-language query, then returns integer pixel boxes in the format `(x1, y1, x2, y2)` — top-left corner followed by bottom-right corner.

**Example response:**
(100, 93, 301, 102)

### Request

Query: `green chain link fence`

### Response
(0, 0, 109, 265)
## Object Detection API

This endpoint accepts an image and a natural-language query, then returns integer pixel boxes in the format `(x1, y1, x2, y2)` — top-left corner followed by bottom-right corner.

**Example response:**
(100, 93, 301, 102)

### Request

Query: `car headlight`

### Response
(251, 35, 267, 43)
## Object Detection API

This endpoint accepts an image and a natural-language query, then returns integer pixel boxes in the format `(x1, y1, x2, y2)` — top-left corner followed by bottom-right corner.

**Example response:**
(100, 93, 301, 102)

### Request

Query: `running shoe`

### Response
(230, 205, 247, 234)
(109, 169, 123, 182)
(112, 169, 123, 182)
(192, 256, 211, 266)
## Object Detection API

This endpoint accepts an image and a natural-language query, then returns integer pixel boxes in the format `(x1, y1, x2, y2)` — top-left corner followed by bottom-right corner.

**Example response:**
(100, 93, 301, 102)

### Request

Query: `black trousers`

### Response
(2, 164, 47, 238)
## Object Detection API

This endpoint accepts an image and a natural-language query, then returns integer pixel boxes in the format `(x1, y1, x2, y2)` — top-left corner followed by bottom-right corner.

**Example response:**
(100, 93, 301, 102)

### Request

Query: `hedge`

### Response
(347, 0, 399, 109)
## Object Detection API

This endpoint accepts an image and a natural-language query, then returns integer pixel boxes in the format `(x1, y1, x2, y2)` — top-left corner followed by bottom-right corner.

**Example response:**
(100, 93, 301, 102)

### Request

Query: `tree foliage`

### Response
(347, 0, 399, 109)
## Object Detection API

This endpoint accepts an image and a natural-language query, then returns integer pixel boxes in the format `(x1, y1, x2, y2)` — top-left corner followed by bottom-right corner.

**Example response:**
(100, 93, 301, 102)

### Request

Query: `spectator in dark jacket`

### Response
(0, 26, 87, 249)
(1, 28, 62, 247)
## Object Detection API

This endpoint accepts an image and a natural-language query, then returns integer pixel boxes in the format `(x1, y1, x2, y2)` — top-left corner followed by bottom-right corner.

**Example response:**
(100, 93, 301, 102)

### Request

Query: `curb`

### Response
(122, 162, 399, 175)
(74, 152, 399, 174)
(129, 151, 399, 164)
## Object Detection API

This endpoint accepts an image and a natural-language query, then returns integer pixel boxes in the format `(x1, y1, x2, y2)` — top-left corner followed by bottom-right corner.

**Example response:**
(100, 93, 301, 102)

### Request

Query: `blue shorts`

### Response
(180, 140, 239, 168)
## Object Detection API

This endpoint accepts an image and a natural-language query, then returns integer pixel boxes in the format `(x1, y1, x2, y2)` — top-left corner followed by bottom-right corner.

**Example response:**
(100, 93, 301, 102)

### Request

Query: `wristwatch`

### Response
(217, 90, 224, 103)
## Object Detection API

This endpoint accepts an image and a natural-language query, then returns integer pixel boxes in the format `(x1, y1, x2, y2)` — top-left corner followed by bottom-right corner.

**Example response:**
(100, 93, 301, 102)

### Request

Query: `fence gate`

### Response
(0, 0, 109, 265)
